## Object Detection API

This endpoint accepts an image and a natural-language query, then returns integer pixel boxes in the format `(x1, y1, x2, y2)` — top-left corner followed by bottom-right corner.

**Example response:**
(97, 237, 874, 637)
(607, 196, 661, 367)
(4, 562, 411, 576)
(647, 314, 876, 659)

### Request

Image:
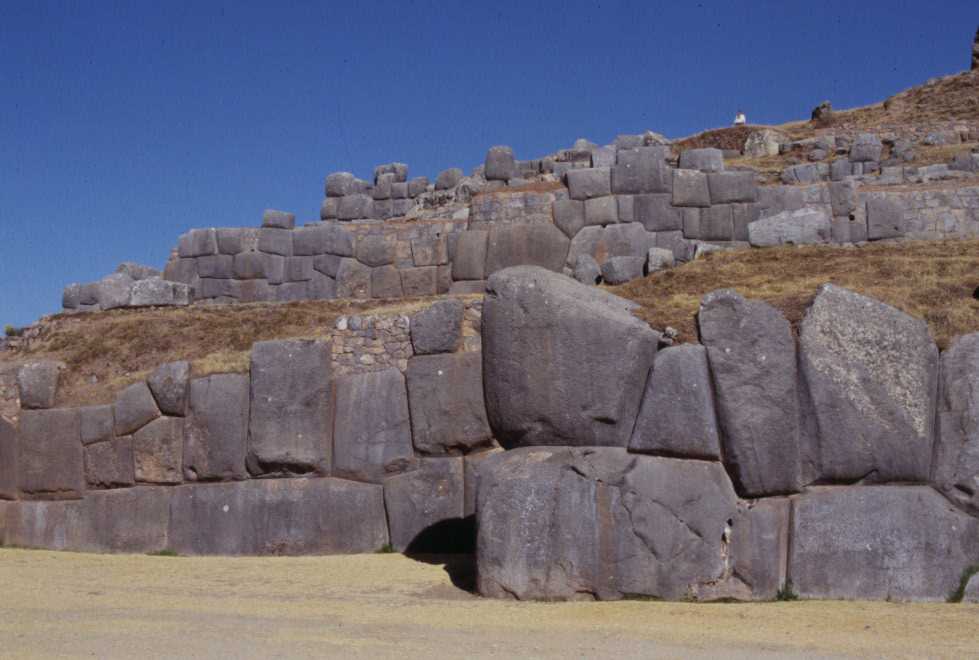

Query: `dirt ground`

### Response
(0, 549, 976, 659)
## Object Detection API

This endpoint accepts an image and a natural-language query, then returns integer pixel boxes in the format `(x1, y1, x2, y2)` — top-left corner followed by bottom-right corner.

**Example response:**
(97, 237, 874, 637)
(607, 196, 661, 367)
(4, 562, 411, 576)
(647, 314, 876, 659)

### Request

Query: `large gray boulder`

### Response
(410, 299, 463, 355)
(97, 272, 134, 310)
(262, 209, 295, 230)
(147, 361, 190, 416)
(325, 172, 356, 197)
(572, 254, 601, 285)
(84, 437, 135, 489)
(248, 340, 332, 476)
(629, 344, 720, 460)
(799, 284, 938, 483)
(565, 223, 654, 267)
(113, 381, 161, 436)
(789, 486, 979, 601)
(333, 369, 415, 483)
(482, 266, 659, 448)
(600, 256, 645, 284)
(384, 458, 465, 551)
(168, 478, 388, 555)
(133, 417, 184, 484)
(933, 333, 979, 515)
(678, 148, 723, 172)
(452, 230, 488, 281)
(699, 290, 800, 496)
(866, 197, 906, 239)
(566, 168, 612, 200)
(335, 258, 371, 299)
(116, 262, 161, 281)
(476, 448, 739, 601)
(484, 223, 570, 276)
(406, 352, 492, 455)
(435, 168, 463, 190)
(849, 133, 883, 163)
(17, 361, 61, 409)
(748, 208, 832, 247)
(17, 409, 85, 499)
(611, 148, 672, 194)
(552, 199, 585, 238)
(183, 374, 249, 482)
(707, 172, 756, 204)
(79, 405, 114, 446)
(484, 146, 515, 181)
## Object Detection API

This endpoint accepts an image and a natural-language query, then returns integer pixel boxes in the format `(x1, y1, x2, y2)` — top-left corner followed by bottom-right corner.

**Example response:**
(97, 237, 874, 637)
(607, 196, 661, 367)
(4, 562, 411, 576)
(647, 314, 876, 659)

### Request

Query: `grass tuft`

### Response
(376, 543, 397, 554)
(776, 582, 799, 602)
(147, 549, 180, 557)
(947, 564, 979, 603)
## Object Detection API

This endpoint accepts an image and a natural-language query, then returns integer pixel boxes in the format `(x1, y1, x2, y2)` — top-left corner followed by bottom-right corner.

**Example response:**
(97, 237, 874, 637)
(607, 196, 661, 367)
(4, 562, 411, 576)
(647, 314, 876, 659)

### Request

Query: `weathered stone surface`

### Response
(275, 281, 309, 302)
(407, 176, 428, 197)
(400, 266, 438, 297)
(799, 285, 938, 483)
(197, 255, 233, 279)
(699, 290, 800, 496)
(384, 458, 465, 551)
(553, 199, 585, 238)
(18, 408, 85, 498)
(319, 197, 339, 220)
(325, 172, 356, 197)
(168, 478, 388, 555)
(17, 361, 61, 409)
(130, 278, 191, 307)
(84, 437, 135, 489)
(566, 223, 654, 267)
(406, 352, 492, 455)
(634, 193, 681, 231)
(410, 299, 463, 355)
(483, 266, 659, 448)
(411, 237, 447, 267)
(116, 262, 160, 280)
(485, 146, 515, 181)
(232, 252, 267, 279)
(728, 498, 790, 600)
(600, 256, 645, 284)
(371, 265, 403, 299)
(616, 195, 634, 222)
(933, 333, 979, 515)
(114, 382, 161, 436)
(0, 418, 17, 500)
(672, 169, 710, 207)
(566, 168, 611, 200)
(476, 448, 739, 601)
(97, 273, 133, 310)
(629, 344, 720, 460)
(435, 168, 463, 190)
(790, 486, 979, 601)
(183, 374, 249, 482)
(484, 223, 570, 276)
(333, 369, 415, 483)
(258, 227, 293, 256)
(335, 258, 372, 298)
(2, 487, 171, 553)
(646, 247, 675, 272)
(584, 196, 618, 226)
(707, 171, 757, 204)
(338, 193, 374, 221)
(699, 205, 734, 240)
(829, 180, 858, 216)
(747, 208, 832, 247)
(849, 133, 883, 163)
(678, 148, 723, 172)
(448, 280, 486, 295)
(452, 230, 488, 281)
(372, 172, 394, 200)
(248, 340, 332, 476)
(572, 254, 601, 285)
(178, 229, 217, 258)
(262, 209, 295, 229)
(743, 129, 783, 158)
(147, 361, 190, 417)
(611, 148, 672, 194)
(78, 405, 113, 446)
(356, 235, 395, 267)
(866, 197, 906, 239)
(133, 417, 184, 484)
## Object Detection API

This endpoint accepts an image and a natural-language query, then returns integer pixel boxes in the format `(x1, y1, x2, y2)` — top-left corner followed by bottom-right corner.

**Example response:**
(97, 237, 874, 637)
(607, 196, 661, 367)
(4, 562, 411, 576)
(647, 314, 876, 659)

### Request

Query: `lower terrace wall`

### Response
(11, 267, 979, 603)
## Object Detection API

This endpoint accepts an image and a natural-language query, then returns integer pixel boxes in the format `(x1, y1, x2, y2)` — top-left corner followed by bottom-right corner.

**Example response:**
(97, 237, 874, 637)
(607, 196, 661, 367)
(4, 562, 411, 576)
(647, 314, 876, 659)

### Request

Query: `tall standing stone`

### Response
(332, 369, 415, 483)
(799, 285, 938, 483)
(482, 266, 659, 448)
(933, 333, 979, 515)
(0, 418, 17, 500)
(384, 458, 465, 552)
(248, 340, 332, 476)
(17, 408, 85, 499)
(698, 290, 800, 496)
(183, 374, 249, 481)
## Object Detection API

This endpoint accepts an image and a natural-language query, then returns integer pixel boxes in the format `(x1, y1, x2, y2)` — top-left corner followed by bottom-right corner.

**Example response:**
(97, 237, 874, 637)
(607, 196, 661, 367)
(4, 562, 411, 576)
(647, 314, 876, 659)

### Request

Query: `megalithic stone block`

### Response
(183, 374, 249, 482)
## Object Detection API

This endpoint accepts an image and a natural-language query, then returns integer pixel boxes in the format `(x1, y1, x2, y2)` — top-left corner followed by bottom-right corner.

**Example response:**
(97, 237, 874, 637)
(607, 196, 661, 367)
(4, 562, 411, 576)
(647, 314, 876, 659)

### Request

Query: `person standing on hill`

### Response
(733, 110, 746, 126)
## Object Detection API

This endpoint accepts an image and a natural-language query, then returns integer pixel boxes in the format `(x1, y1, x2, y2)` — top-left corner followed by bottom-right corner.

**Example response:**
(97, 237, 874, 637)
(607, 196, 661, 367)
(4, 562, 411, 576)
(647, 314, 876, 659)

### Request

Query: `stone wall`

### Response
(10, 266, 979, 602)
(1, 298, 493, 556)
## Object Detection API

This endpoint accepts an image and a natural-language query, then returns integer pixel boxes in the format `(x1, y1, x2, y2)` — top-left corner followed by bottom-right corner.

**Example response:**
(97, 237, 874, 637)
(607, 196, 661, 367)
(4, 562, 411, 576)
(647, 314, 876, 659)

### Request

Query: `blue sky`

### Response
(1, 0, 975, 326)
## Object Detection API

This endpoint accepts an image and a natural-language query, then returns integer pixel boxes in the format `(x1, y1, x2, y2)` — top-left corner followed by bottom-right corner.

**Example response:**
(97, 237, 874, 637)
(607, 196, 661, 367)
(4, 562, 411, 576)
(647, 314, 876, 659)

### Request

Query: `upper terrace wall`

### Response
(60, 131, 979, 314)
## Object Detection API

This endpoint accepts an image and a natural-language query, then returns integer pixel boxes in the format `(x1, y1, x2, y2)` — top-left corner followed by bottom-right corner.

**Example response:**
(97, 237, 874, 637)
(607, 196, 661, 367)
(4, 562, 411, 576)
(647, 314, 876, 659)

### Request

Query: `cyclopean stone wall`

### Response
(473, 266, 979, 603)
(20, 266, 979, 602)
(57, 134, 979, 313)
(1, 298, 493, 555)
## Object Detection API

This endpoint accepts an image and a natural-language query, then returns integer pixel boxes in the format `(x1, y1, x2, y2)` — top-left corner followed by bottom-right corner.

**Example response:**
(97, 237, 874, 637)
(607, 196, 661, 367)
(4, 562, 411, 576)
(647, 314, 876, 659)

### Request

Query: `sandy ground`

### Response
(0, 549, 976, 659)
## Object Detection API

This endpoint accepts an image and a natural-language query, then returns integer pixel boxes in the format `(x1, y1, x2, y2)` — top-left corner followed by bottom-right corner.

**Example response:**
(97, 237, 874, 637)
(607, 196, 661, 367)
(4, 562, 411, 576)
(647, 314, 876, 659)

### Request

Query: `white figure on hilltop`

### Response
(733, 110, 746, 126)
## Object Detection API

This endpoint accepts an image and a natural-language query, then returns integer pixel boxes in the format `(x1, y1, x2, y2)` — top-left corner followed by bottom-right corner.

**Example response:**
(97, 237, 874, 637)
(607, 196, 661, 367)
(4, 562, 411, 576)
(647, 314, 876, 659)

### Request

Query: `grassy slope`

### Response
(613, 239, 979, 349)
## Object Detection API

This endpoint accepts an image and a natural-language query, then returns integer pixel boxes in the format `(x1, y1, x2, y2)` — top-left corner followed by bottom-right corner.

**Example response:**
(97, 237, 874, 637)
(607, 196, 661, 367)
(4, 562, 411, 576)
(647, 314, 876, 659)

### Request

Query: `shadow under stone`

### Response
(404, 515, 477, 592)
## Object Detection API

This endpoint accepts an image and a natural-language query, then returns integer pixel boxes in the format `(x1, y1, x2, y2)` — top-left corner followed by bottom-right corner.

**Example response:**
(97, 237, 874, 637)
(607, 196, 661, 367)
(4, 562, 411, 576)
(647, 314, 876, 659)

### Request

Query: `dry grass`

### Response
(612, 239, 979, 349)
(474, 180, 566, 196)
(0, 297, 438, 406)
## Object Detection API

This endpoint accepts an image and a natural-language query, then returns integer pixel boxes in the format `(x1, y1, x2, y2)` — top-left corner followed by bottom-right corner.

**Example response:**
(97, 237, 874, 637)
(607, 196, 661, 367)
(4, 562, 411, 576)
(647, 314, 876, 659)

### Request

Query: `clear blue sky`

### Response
(1, 1, 975, 326)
